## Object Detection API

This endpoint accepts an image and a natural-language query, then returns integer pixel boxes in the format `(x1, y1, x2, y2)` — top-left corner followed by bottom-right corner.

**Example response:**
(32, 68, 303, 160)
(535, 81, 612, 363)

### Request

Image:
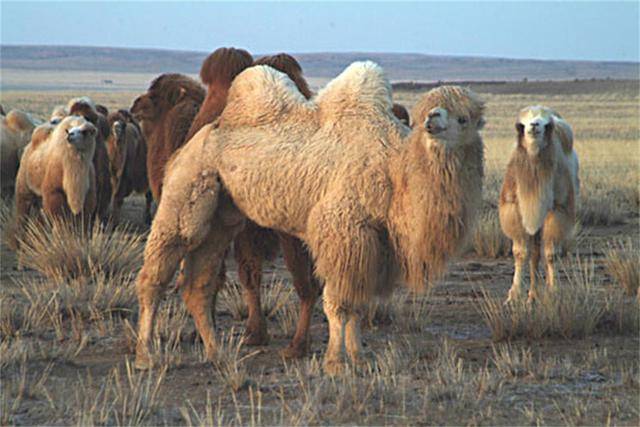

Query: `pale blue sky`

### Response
(1, 1, 638, 61)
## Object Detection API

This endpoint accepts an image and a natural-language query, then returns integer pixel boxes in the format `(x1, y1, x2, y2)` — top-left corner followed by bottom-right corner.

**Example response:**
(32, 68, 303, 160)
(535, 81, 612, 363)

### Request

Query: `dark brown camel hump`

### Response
(392, 103, 410, 126)
(255, 53, 313, 99)
(148, 73, 206, 105)
(199, 47, 254, 86)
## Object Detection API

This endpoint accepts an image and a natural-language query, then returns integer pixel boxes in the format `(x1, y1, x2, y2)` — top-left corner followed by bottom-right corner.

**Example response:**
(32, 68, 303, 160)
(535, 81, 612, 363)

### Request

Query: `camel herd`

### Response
(1, 47, 579, 374)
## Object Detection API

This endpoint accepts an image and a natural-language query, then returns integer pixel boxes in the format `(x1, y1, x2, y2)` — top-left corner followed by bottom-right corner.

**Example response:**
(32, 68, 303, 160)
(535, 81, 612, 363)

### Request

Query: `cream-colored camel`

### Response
(134, 62, 485, 374)
(499, 106, 578, 302)
(1, 110, 41, 196)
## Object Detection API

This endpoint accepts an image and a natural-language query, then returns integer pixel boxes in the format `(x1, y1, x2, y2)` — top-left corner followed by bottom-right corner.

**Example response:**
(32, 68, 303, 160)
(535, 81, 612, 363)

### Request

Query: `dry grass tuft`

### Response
(479, 256, 638, 341)
(15, 214, 144, 280)
(363, 290, 432, 332)
(473, 211, 511, 258)
(74, 359, 167, 426)
(211, 329, 260, 392)
(605, 238, 640, 296)
(220, 278, 293, 321)
(2, 270, 137, 339)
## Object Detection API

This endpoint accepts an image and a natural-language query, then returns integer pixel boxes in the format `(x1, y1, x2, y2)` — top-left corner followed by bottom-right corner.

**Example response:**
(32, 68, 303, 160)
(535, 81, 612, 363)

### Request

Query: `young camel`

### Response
(499, 106, 578, 303)
(133, 62, 485, 374)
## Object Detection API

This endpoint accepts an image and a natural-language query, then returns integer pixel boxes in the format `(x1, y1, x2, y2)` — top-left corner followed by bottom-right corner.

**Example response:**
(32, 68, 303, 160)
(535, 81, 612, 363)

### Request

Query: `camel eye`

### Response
(458, 117, 467, 125)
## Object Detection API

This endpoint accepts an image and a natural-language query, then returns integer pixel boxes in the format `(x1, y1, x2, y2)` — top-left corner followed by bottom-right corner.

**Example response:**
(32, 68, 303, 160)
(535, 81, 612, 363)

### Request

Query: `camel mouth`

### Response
(426, 126, 446, 136)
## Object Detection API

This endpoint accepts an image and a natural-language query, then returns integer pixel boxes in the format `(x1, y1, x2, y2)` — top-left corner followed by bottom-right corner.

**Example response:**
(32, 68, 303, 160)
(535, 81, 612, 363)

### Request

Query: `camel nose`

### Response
(426, 115, 445, 134)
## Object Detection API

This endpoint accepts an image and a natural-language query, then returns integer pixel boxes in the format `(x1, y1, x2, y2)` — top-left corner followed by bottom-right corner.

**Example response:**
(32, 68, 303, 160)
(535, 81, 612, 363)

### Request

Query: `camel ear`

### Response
(515, 122, 524, 135)
(168, 86, 187, 104)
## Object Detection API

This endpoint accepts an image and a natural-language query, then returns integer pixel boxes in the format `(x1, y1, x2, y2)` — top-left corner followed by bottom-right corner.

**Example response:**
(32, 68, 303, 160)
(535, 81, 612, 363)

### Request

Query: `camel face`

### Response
(130, 94, 157, 122)
(517, 106, 554, 157)
(50, 105, 68, 125)
(64, 117, 97, 153)
(422, 106, 481, 149)
(106, 121, 127, 177)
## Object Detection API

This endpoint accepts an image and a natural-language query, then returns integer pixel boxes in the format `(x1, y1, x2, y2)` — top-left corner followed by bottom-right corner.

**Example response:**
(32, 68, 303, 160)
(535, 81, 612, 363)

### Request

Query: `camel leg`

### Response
(181, 230, 233, 362)
(528, 232, 542, 302)
(279, 234, 321, 359)
(544, 241, 557, 291)
(135, 226, 187, 369)
(144, 190, 153, 225)
(322, 290, 347, 375)
(344, 310, 365, 367)
(506, 238, 529, 303)
(234, 228, 268, 346)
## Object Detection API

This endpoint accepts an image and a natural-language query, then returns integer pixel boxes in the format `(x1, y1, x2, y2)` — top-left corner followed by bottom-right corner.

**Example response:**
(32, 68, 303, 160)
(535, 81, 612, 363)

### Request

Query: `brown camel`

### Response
(105, 109, 153, 224)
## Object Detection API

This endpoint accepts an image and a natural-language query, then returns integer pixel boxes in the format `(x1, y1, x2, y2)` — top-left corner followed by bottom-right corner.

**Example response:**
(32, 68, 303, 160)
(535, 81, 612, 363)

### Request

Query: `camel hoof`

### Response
(134, 352, 154, 370)
(243, 327, 269, 346)
(280, 342, 308, 360)
(323, 358, 346, 376)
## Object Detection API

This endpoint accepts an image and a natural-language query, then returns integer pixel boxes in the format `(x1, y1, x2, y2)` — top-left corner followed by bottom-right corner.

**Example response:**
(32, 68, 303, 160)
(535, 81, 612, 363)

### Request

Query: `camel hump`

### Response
(5, 110, 38, 133)
(553, 115, 573, 154)
(220, 65, 309, 128)
(315, 61, 392, 118)
(30, 123, 56, 149)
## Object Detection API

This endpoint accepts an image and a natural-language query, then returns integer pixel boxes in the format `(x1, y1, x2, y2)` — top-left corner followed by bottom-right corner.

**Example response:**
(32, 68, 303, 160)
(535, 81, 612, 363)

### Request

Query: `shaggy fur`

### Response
(182, 48, 320, 356)
(50, 105, 68, 124)
(12, 116, 97, 246)
(392, 103, 410, 126)
(106, 109, 152, 224)
(1, 110, 40, 197)
(499, 106, 579, 302)
(67, 97, 112, 222)
(133, 62, 485, 374)
(130, 73, 205, 201)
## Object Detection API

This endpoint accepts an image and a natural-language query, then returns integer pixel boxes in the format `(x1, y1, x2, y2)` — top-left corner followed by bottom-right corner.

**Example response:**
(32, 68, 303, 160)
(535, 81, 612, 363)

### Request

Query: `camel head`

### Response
(516, 106, 555, 157)
(131, 74, 204, 124)
(50, 105, 69, 125)
(106, 111, 128, 182)
(411, 86, 485, 149)
(62, 116, 97, 153)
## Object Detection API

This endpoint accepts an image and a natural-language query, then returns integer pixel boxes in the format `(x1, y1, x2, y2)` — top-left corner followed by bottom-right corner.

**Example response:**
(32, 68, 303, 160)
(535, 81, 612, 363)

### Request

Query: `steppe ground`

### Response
(1, 76, 639, 425)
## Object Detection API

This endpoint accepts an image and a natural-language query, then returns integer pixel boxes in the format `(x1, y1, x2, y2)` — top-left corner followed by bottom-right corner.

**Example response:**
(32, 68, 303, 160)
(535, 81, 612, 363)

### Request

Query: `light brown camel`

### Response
(134, 48, 321, 357)
(105, 109, 152, 224)
(133, 62, 486, 374)
(499, 106, 578, 302)
(66, 97, 112, 222)
(1, 109, 41, 197)
(12, 116, 97, 247)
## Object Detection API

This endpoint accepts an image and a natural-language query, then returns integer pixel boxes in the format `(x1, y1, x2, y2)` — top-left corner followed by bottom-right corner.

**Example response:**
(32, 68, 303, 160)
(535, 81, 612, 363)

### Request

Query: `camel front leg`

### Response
(506, 238, 529, 303)
(279, 233, 321, 359)
(322, 290, 347, 375)
(344, 310, 365, 367)
(528, 232, 542, 302)
(544, 241, 557, 292)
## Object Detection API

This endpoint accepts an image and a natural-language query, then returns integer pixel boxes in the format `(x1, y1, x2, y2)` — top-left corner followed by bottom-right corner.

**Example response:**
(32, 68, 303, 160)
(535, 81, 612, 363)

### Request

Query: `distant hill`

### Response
(1, 45, 639, 82)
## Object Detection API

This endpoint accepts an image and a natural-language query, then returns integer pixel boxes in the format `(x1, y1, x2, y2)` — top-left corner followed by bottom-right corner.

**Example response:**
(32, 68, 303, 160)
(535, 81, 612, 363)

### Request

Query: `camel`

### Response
(130, 73, 205, 201)
(1, 109, 41, 197)
(105, 109, 152, 224)
(66, 97, 112, 222)
(12, 116, 97, 245)
(133, 62, 486, 374)
(499, 106, 578, 303)
(133, 48, 321, 357)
